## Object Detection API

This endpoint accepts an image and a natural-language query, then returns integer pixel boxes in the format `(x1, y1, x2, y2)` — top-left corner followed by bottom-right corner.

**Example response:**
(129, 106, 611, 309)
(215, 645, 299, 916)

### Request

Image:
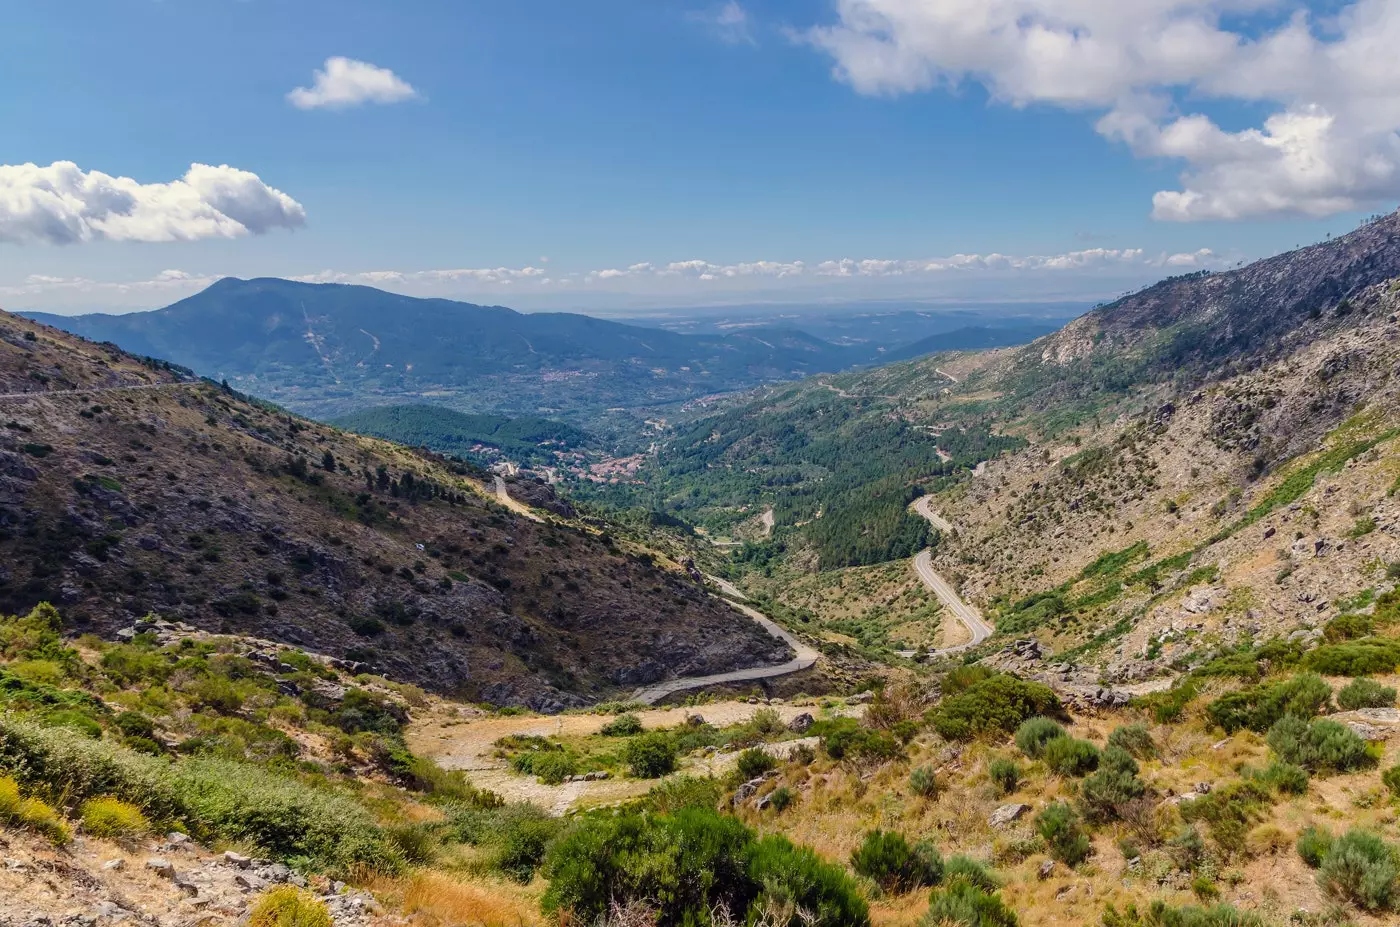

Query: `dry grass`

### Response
(387, 870, 543, 927)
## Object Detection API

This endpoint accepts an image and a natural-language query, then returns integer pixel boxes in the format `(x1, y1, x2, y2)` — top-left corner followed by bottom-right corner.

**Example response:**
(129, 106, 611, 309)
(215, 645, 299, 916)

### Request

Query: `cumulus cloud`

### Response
(287, 57, 419, 110)
(0, 269, 222, 302)
(0, 161, 306, 245)
(802, 0, 1400, 221)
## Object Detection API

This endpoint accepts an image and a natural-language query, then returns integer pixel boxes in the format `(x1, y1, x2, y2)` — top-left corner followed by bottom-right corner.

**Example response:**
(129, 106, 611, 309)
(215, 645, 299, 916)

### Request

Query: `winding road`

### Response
(911, 498, 995, 655)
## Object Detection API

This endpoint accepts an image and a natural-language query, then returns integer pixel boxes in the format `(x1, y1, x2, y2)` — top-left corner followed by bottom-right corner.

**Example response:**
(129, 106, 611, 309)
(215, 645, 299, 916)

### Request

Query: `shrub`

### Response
(1266, 716, 1375, 773)
(1014, 717, 1066, 759)
(600, 713, 643, 737)
(987, 758, 1020, 795)
(1246, 760, 1309, 795)
(1297, 826, 1333, 868)
(542, 807, 869, 927)
(909, 765, 939, 799)
(816, 718, 902, 763)
(942, 665, 995, 696)
(530, 751, 576, 785)
(1078, 746, 1146, 823)
(0, 719, 393, 871)
(1205, 673, 1332, 734)
(941, 855, 1000, 891)
(736, 748, 777, 781)
(1106, 724, 1156, 760)
(249, 886, 332, 927)
(1179, 781, 1269, 858)
(641, 776, 724, 814)
(1102, 901, 1265, 927)
(1384, 764, 1400, 797)
(1043, 736, 1100, 777)
(0, 776, 70, 844)
(443, 801, 561, 882)
(625, 733, 678, 779)
(931, 676, 1062, 742)
(1304, 638, 1400, 676)
(1324, 613, 1374, 643)
(850, 829, 943, 893)
(1337, 678, 1397, 710)
(769, 786, 795, 812)
(1036, 802, 1090, 866)
(1317, 829, 1400, 911)
(80, 796, 149, 839)
(921, 881, 1018, 927)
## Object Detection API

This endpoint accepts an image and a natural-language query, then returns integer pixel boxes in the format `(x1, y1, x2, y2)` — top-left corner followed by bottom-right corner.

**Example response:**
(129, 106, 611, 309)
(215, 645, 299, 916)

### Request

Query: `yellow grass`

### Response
(393, 870, 542, 927)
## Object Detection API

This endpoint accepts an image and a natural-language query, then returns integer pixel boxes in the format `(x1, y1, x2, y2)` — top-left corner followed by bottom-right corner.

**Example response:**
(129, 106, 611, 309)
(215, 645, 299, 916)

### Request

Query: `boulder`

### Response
(787, 713, 815, 734)
(989, 804, 1031, 828)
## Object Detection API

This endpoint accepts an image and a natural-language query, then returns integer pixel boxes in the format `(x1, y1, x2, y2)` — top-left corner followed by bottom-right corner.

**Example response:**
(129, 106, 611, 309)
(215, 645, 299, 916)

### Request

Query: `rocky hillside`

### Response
(0, 309, 789, 709)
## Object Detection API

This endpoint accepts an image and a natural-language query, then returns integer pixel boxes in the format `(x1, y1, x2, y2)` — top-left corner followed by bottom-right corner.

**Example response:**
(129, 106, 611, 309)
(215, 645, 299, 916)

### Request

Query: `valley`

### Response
(6, 214, 1400, 927)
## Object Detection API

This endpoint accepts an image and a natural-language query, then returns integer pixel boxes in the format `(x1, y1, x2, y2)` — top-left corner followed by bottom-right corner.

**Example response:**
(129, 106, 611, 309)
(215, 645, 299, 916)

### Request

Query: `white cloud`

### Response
(0, 161, 306, 245)
(287, 57, 419, 110)
(691, 2, 757, 45)
(3, 246, 1238, 313)
(802, 0, 1400, 221)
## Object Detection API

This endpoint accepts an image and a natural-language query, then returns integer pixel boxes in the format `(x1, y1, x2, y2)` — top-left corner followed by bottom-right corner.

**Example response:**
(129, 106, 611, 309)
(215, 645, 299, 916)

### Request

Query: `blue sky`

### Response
(2, 0, 1397, 313)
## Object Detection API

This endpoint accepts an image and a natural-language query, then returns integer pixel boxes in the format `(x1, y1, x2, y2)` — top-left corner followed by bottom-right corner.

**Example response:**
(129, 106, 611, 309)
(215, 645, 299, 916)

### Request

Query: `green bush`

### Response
(1297, 826, 1333, 868)
(942, 855, 1001, 891)
(1105, 724, 1156, 760)
(942, 665, 995, 696)
(1014, 717, 1066, 759)
(1317, 829, 1400, 911)
(80, 796, 149, 839)
(922, 881, 1018, 927)
(1102, 900, 1265, 927)
(1246, 760, 1309, 795)
(1078, 746, 1146, 823)
(851, 829, 943, 893)
(931, 676, 1062, 742)
(909, 765, 939, 799)
(1036, 802, 1090, 866)
(529, 751, 577, 785)
(736, 748, 777, 781)
(769, 786, 795, 812)
(1266, 716, 1375, 773)
(442, 801, 561, 883)
(1179, 781, 1269, 858)
(0, 718, 393, 871)
(1324, 613, 1374, 643)
(542, 807, 869, 927)
(641, 776, 724, 814)
(1383, 764, 1400, 797)
(249, 885, 332, 927)
(1043, 736, 1100, 777)
(987, 758, 1020, 795)
(1337, 678, 1397, 710)
(600, 713, 643, 737)
(1304, 638, 1400, 676)
(816, 718, 902, 763)
(1205, 673, 1331, 734)
(625, 732, 678, 778)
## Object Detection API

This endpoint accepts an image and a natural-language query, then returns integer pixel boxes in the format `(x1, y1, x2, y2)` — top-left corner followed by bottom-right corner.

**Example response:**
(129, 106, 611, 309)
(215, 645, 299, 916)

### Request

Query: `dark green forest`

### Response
(579, 388, 1022, 570)
(330, 404, 593, 463)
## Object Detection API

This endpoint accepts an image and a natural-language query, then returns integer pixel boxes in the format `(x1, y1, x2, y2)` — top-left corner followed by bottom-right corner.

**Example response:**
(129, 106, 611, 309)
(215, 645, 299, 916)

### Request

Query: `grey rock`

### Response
(102, 858, 126, 872)
(1037, 859, 1055, 880)
(223, 851, 252, 869)
(144, 857, 175, 878)
(787, 713, 815, 734)
(989, 803, 1031, 828)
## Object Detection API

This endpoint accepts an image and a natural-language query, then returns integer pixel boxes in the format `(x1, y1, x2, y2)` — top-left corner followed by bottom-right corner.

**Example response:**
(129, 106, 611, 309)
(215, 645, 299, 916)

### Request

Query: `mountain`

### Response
(879, 322, 1063, 362)
(329, 404, 594, 465)
(605, 212, 1400, 669)
(0, 307, 793, 709)
(25, 278, 869, 424)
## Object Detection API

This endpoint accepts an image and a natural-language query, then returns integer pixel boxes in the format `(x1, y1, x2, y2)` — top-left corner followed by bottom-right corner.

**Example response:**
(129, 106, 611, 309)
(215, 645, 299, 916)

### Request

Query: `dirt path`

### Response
(0, 380, 196, 402)
(407, 701, 832, 810)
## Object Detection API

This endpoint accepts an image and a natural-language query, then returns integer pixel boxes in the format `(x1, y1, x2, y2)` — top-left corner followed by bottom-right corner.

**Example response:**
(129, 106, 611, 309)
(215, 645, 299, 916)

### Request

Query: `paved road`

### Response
(629, 599, 820, 704)
(909, 501, 995, 656)
(0, 380, 193, 402)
